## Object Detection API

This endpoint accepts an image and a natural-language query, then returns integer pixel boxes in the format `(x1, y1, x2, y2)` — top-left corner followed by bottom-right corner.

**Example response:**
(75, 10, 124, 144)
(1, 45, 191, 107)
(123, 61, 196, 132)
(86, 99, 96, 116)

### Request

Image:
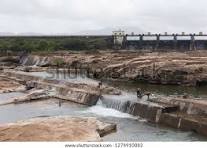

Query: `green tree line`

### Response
(0, 37, 113, 53)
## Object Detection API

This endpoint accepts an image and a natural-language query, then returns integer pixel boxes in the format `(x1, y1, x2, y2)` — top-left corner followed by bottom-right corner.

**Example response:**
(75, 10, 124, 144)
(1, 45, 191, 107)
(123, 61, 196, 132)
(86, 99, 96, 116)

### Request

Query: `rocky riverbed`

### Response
(19, 50, 207, 86)
(0, 76, 25, 93)
(1, 50, 207, 141)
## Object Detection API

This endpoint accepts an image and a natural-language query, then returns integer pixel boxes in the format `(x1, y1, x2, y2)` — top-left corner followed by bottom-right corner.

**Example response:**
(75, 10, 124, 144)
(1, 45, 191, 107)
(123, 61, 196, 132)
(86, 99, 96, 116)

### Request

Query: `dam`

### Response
(113, 31, 207, 50)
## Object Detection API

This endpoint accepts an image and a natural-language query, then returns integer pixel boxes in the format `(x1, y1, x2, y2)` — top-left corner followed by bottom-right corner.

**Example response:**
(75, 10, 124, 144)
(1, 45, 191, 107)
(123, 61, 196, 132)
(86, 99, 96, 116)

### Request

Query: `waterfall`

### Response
(100, 95, 164, 123)
(100, 95, 139, 114)
(83, 99, 136, 119)
(20, 56, 49, 66)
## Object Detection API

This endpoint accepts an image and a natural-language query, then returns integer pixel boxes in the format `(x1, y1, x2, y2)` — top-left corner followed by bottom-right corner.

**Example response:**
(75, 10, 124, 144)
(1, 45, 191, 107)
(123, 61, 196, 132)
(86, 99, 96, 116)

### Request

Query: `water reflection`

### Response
(105, 80, 207, 98)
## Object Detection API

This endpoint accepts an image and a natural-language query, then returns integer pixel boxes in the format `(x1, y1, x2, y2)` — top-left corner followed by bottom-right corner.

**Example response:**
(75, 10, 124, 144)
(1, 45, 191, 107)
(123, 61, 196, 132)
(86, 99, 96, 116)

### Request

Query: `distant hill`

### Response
(0, 32, 44, 36)
(71, 26, 144, 35)
(0, 32, 15, 36)
(0, 26, 144, 36)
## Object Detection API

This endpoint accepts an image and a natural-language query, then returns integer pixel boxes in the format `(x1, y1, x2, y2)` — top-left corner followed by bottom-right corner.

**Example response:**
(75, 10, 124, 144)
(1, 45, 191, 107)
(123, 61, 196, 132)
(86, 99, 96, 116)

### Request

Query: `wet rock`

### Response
(96, 121, 117, 137)
(0, 89, 49, 105)
(101, 86, 121, 95)
(3, 71, 100, 106)
(15, 66, 47, 72)
(26, 81, 37, 90)
(182, 93, 190, 99)
(22, 67, 32, 72)
(159, 113, 181, 129)
(179, 117, 200, 132)
(159, 113, 207, 137)
(20, 55, 50, 67)
(199, 121, 207, 136)
(54, 86, 99, 106)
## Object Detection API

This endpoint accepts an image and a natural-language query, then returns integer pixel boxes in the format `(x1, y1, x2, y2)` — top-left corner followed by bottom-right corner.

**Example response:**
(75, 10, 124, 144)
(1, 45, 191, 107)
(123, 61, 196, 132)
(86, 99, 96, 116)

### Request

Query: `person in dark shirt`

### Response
(137, 88, 151, 100)
(137, 88, 143, 99)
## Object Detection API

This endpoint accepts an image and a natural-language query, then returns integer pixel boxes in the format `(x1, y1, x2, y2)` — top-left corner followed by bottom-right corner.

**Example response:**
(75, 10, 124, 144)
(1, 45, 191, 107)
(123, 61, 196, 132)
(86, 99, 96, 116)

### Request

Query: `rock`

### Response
(0, 76, 24, 93)
(159, 113, 181, 129)
(23, 67, 32, 72)
(96, 120, 117, 137)
(26, 81, 37, 90)
(4, 51, 207, 86)
(0, 89, 49, 105)
(182, 93, 189, 99)
(102, 86, 122, 95)
(3, 71, 100, 106)
(26, 51, 207, 86)
(0, 117, 117, 142)
(20, 55, 50, 67)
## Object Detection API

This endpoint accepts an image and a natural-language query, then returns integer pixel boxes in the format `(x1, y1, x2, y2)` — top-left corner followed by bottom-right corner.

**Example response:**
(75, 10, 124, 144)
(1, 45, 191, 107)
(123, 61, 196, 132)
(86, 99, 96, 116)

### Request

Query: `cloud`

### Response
(0, 0, 207, 34)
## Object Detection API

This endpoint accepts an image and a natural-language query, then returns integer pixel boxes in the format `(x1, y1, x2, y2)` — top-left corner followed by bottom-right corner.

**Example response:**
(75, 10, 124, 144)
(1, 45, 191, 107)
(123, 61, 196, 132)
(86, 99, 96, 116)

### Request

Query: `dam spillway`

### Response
(122, 33, 207, 50)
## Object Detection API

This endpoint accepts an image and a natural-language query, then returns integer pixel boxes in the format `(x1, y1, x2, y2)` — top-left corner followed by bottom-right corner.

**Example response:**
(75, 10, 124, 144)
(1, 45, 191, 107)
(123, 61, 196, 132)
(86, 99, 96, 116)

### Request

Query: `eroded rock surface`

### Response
(0, 117, 116, 142)
(0, 89, 49, 105)
(0, 76, 25, 93)
(23, 50, 207, 86)
(2, 71, 101, 106)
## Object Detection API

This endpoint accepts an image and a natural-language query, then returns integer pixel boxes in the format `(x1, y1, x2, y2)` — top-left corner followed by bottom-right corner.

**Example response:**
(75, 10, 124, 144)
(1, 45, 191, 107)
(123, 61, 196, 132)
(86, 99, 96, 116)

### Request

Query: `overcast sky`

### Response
(0, 0, 207, 34)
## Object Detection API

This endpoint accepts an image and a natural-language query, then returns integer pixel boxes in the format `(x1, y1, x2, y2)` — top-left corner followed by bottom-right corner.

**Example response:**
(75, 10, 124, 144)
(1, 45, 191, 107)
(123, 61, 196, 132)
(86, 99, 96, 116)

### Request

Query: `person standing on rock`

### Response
(137, 88, 143, 99)
(98, 81, 103, 96)
(137, 88, 151, 101)
(98, 81, 102, 89)
(59, 99, 62, 107)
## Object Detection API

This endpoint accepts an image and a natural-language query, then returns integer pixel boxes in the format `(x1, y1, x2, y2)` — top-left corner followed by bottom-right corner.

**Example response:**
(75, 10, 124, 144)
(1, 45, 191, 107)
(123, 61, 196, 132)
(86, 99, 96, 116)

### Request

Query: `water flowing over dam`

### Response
(2, 69, 207, 140)
(0, 93, 206, 141)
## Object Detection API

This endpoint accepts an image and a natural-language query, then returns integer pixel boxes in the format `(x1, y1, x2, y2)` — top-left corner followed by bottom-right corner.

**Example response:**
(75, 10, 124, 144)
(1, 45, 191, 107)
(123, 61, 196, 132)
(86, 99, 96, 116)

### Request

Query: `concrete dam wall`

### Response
(122, 34, 207, 50)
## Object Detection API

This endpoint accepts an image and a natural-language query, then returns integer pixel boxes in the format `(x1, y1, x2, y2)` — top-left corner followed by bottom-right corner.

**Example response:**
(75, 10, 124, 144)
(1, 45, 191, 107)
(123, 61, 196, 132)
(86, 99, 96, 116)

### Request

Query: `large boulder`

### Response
(0, 117, 116, 142)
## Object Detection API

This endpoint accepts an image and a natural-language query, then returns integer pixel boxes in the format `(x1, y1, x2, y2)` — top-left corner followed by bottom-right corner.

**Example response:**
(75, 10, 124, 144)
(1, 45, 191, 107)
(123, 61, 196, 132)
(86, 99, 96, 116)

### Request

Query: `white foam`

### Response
(80, 100, 137, 119)
(82, 105, 136, 119)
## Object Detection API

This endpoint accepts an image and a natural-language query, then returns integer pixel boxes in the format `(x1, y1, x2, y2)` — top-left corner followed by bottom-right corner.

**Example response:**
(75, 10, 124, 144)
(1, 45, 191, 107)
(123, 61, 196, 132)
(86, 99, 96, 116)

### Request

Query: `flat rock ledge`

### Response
(0, 116, 116, 142)
(0, 76, 25, 93)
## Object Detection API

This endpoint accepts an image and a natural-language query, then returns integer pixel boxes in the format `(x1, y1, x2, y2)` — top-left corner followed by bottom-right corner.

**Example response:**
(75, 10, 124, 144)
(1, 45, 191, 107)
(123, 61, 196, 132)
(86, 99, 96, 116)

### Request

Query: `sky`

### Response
(0, 0, 207, 34)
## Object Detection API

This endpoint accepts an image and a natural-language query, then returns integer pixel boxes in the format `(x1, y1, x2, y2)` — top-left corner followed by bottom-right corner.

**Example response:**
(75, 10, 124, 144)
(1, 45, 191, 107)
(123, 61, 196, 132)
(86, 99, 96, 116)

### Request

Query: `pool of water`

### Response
(0, 99, 206, 141)
(29, 71, 98, 85)
(105, 80, 207, 99)
(0, 92, 26, 104)
(28, 71, 207, 99)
